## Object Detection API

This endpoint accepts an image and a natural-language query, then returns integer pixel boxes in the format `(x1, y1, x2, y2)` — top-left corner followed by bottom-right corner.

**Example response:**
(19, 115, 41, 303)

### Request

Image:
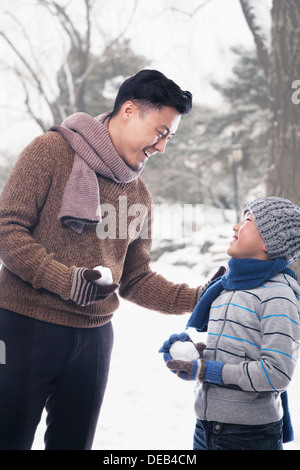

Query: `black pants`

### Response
(0, 308, 113, 450)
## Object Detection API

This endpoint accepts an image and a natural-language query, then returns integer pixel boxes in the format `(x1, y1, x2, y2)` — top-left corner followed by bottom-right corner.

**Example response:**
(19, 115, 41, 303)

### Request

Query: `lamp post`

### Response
(228, 132, 243, 223)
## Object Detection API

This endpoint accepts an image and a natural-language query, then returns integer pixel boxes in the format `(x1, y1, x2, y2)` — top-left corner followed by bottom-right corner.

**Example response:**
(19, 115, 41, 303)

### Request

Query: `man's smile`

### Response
(143, 149, 154, 160)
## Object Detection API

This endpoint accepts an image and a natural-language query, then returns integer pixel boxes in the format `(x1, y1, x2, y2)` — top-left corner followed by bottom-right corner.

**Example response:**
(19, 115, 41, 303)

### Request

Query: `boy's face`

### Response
(227, 212, 269, 260)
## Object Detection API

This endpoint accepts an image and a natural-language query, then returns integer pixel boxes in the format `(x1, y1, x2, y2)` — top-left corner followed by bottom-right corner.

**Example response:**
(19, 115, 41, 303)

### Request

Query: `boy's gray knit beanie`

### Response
(244, 197, 300, 264)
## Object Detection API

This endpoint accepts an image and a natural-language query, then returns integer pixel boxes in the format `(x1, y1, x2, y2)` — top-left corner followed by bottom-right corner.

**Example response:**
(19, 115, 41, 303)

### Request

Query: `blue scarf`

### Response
(187, 258, 297, 443)
(187, 258, 296, 331)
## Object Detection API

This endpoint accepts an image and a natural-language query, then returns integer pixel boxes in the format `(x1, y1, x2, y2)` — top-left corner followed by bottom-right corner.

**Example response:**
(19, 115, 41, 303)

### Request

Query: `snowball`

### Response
(169, 341, 199, 361)
(93, 265, 113, 286)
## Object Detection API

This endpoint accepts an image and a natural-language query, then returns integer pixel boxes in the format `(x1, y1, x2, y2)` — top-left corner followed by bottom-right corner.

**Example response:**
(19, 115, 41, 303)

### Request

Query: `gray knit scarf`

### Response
(51, 112, 144, 234)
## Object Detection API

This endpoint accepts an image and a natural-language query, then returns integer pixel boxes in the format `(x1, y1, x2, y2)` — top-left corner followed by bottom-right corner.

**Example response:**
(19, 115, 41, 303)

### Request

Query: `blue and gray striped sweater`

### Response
(194, 272, 300, 427)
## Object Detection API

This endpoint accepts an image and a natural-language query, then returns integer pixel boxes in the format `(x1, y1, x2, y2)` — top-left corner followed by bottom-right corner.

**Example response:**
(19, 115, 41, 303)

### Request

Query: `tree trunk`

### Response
(267, 0, 300, 276)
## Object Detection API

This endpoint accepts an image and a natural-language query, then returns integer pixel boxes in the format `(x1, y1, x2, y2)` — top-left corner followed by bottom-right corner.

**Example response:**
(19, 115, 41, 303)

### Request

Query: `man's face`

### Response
(227, 212, 269, 260)
(115, 103, 181, 170)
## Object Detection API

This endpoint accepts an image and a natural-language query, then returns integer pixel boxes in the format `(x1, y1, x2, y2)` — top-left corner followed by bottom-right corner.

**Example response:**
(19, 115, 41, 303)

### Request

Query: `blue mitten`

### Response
(159, 332, 192, 363)
(159, 333, 206, 380)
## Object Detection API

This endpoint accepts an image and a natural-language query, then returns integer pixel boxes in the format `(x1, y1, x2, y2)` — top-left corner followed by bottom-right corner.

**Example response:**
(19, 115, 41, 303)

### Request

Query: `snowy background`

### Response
(1, 0, 298, 451)
(31, 206, 300, 450)
(0, 0, 256, 152)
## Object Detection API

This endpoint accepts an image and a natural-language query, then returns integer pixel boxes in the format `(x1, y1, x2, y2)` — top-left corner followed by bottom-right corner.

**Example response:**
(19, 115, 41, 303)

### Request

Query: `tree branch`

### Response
(239, 0, 270, 78)
(0, 30, 62, 123)
(4, 9, 58, 102)
(16, 69, 48, 132)
(155, 0, 212, 19)
(37, 0, 83, 51)
(84, 0, 92, 54)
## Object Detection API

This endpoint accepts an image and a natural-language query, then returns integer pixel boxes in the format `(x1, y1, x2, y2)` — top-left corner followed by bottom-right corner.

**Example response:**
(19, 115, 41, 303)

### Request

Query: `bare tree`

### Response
(0, 0, 142, 131)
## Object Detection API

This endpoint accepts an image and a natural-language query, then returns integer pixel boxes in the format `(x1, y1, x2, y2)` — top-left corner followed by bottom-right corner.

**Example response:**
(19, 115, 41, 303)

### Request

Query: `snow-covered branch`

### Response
(239, 0, 272, 76)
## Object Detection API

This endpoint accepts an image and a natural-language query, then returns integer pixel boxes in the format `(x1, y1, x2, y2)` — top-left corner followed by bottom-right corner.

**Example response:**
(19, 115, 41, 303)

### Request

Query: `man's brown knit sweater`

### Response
(0, 131, 199, 328)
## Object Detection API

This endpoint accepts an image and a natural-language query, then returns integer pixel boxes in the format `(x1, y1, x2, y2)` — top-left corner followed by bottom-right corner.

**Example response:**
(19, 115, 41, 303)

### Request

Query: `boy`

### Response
(161, 197, 300, 450)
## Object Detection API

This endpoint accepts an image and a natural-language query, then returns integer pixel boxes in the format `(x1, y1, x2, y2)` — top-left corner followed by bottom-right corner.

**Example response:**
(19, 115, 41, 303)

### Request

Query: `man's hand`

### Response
(70, 267, 118, 306)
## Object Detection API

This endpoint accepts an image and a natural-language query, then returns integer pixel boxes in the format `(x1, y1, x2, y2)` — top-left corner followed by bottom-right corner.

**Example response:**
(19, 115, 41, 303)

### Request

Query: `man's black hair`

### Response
(110, 69, 192, 116)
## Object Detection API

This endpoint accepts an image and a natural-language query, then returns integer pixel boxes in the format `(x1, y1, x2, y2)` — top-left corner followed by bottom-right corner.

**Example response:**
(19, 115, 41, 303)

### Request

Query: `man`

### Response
(0, 70, 214, 450)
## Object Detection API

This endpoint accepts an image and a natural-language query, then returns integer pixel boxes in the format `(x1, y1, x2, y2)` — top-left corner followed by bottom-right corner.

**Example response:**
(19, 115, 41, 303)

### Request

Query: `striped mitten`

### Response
(70, 267, 118, 307)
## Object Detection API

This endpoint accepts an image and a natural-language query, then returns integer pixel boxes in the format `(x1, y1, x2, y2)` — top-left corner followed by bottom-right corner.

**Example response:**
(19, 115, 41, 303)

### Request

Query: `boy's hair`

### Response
(110, 69, 192, 117)
(244, 197, 300, 263)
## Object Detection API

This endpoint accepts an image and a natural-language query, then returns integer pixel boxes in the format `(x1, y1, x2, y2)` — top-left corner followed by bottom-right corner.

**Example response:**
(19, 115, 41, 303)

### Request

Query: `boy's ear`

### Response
(262, 243, 269, 257)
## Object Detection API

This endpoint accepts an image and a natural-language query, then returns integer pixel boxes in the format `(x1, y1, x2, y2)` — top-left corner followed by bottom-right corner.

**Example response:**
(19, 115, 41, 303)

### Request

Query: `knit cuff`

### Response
(203, 360, 225, 385)
(32, 256, 74, 300)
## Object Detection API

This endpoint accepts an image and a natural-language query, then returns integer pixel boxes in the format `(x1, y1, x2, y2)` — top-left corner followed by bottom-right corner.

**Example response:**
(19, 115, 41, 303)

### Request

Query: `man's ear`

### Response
(120, 101, 137, 122)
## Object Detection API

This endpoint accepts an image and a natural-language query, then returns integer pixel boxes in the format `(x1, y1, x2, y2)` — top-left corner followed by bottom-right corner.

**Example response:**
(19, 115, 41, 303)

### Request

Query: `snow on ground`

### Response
(32, 206, 300, 450)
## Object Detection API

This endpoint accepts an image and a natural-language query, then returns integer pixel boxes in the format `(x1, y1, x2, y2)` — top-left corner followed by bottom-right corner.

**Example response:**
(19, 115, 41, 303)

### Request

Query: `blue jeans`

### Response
(0, 308, 113, 450)
(193, 419, 283, 450)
